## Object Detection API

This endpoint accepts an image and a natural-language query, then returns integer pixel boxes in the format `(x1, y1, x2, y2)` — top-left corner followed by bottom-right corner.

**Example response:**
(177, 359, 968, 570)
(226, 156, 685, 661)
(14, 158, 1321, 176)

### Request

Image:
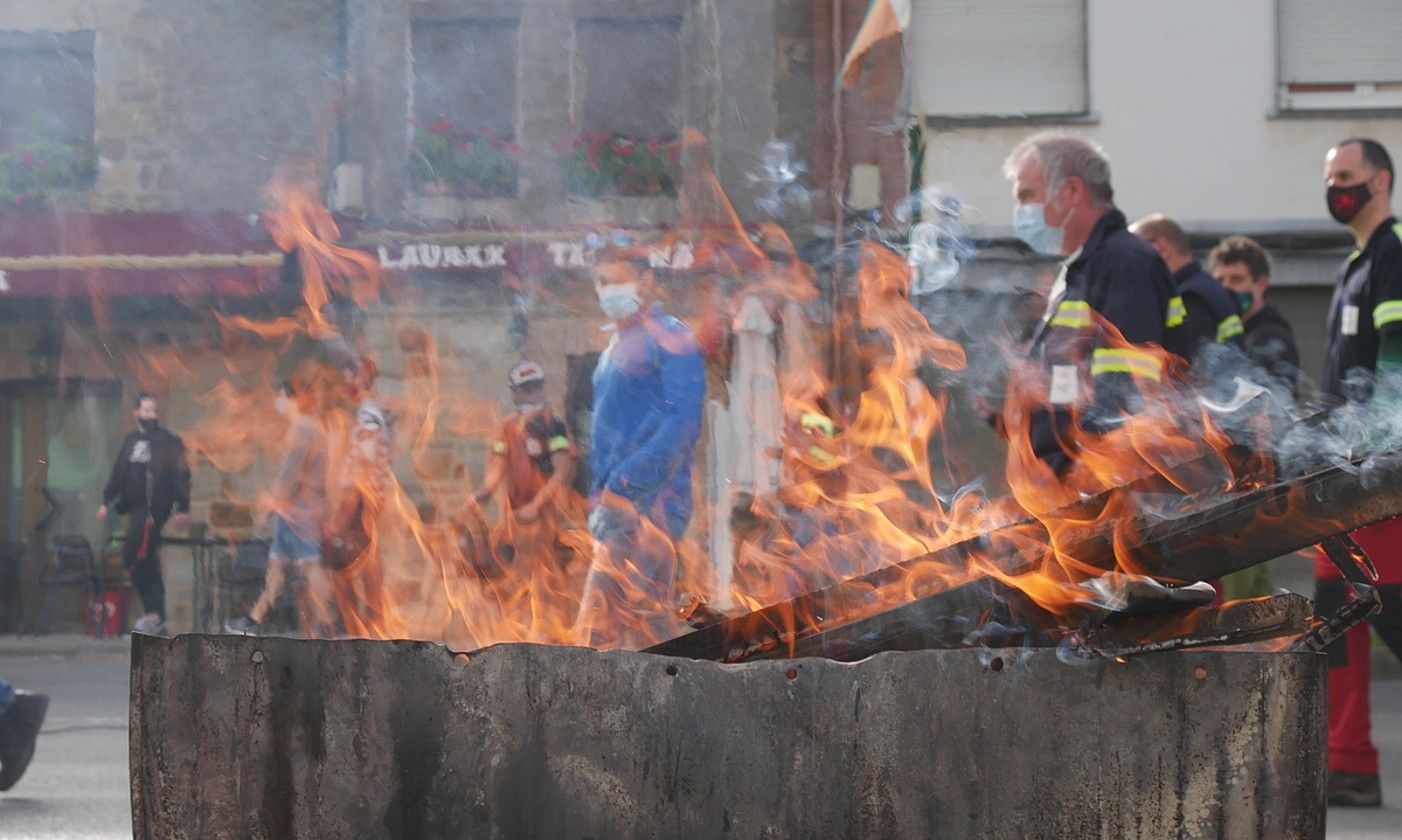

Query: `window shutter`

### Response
(1279, 0, 1402, 84)
(908, 0, 1086, 117)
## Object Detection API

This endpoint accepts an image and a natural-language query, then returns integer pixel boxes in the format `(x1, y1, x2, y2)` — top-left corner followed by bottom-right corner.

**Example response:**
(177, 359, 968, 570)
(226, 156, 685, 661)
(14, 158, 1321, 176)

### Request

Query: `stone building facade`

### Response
(0, 0, 832, 633)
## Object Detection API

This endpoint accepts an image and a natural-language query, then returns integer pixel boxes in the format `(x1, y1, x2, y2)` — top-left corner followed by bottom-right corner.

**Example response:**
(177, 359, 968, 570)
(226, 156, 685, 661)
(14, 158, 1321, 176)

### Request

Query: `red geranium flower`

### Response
(429, 120, 452, 135)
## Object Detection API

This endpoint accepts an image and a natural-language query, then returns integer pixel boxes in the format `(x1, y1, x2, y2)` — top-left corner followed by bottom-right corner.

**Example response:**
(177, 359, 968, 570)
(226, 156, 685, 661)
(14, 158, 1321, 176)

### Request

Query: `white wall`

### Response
(920, 0, 1402, 231)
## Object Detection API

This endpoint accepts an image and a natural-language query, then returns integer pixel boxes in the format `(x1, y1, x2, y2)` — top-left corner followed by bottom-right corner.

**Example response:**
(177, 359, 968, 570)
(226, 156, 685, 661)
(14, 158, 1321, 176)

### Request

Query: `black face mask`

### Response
(1328, 182, 1372, 224)
(138, 418, 159, 433)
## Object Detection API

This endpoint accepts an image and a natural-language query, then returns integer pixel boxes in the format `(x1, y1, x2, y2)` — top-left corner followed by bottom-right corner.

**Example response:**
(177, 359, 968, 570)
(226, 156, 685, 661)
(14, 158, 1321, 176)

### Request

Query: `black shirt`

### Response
(1027, 208, 1172, 466)
(1242, 304, 1300, 398)
(102, 426, 191, 517)
(1322, 218, 1402, 403)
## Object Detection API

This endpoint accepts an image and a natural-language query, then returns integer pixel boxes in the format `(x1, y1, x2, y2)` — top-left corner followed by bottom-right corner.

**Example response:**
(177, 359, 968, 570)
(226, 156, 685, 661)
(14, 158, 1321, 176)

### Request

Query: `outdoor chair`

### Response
(20, 535, 99, 636)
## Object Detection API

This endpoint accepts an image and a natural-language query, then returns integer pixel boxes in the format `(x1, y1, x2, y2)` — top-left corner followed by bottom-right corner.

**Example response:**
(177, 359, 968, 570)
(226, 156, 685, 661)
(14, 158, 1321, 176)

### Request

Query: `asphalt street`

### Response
(0, 649, 129, 840)
(0, 638, 1398, 839)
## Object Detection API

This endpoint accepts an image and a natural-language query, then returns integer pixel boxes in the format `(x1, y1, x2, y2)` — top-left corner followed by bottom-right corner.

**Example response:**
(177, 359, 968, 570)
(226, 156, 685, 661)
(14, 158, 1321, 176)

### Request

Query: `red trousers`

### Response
(1315, 517, 1402, 775)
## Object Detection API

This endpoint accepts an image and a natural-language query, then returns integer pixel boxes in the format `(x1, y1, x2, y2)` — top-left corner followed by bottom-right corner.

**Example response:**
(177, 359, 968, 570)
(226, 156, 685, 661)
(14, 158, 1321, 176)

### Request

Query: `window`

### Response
(907, 0, 1086, 120)
(575, 18, 682, 137)
(410, 19, 520, 197)
(411, 19, 518, 137)
(1278, 0, 1402, 110)
(0, 30, 95, 147)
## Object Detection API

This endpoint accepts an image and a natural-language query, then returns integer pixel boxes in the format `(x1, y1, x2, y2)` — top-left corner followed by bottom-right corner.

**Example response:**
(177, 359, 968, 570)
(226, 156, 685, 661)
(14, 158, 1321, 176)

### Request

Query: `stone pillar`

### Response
(345, 0, 413, 222)
(516, 0, 574, 222)
(713, 0, 779, 218)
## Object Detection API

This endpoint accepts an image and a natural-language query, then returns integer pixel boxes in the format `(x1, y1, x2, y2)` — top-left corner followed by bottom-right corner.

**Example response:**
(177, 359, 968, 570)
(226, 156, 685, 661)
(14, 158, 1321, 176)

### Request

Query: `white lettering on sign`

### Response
(378, 243, 511, 272)
(649, 243, 695, 270)
(417, 244, 442, 268)
(0, 269, 9, 292)
(549, 242, 588, 268)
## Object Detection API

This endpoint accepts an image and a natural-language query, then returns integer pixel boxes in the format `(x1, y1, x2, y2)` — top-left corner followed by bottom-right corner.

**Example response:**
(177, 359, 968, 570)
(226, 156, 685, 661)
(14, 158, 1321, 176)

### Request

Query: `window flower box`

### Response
(560, 132, 677, 198)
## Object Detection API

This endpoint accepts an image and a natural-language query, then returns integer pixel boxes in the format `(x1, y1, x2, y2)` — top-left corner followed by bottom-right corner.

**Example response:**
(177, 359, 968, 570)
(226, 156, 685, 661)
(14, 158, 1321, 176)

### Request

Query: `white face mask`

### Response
(274, 395, 292, 416)
(514, 401, 546, 414)
(597, 282, 642, 320)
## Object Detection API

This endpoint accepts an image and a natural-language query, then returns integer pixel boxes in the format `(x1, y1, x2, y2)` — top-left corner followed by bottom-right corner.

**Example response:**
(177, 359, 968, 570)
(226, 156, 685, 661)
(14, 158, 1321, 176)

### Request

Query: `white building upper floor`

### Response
(910, 0, 1402, 236)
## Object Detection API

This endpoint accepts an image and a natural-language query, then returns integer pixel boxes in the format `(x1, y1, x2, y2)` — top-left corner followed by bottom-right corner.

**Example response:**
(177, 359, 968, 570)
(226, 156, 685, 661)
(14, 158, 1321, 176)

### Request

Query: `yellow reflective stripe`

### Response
(1374, 300, 1402, 330)
(807, 444, 837, 464)
(800, 411, 835, 437)
(491, 440, 507, 455)
(547, 435, 571, 452)
(1216, 314, 1245, 343)
(1165, 296, 1186, 329)
(1089, 348, 1162, 382)
(1049, 300, 1092, 329)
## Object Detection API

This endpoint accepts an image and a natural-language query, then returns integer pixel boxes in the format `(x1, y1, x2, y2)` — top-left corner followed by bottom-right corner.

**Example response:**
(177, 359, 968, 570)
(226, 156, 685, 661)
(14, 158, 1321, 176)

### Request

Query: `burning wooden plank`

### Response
(1076, 593, 1313, 659)
(650, 457, 1402, 662)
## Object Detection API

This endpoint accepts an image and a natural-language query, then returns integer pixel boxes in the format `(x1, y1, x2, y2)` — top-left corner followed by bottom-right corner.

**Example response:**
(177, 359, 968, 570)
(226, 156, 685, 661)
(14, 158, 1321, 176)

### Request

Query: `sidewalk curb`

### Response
(0, 634, 131, 658)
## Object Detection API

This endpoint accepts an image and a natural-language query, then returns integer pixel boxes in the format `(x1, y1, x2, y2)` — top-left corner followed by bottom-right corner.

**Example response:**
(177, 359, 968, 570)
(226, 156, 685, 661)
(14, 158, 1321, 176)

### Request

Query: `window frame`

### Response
(1273, 0, 1402, 114)
(0, 29, 97, 147)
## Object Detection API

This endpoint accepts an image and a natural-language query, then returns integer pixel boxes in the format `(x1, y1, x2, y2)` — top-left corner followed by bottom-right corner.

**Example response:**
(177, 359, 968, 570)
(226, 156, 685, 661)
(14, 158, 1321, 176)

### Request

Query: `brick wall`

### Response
(811, 0, 909, 221)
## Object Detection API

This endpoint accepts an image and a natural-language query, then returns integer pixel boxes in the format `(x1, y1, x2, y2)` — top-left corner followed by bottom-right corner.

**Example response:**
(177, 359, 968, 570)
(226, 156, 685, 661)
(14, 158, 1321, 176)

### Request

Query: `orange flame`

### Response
(155, 143, 1310, 654)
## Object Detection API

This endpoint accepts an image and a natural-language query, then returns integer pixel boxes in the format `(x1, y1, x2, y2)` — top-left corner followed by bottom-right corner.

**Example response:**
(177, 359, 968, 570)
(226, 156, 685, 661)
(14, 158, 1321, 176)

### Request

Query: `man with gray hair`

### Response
(1003, 131, 1172, 473)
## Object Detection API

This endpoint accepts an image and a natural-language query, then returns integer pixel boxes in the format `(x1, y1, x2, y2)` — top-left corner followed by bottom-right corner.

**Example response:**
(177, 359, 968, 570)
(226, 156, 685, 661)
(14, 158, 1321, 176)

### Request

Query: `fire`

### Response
(157, 134, 1315, 656)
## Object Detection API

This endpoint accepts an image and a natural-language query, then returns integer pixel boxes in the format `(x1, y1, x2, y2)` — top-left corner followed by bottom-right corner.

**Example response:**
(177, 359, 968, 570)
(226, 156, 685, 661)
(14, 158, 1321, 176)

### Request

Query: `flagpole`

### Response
(829, 0, 857, 423)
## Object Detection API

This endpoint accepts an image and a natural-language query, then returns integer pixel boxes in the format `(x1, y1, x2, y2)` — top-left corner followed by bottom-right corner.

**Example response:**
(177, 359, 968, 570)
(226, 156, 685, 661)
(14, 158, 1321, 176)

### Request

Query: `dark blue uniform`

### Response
(1322, 217, 1402, 404)
(1163, 261, 1245, 361)
(1027, 209, 1172, 469)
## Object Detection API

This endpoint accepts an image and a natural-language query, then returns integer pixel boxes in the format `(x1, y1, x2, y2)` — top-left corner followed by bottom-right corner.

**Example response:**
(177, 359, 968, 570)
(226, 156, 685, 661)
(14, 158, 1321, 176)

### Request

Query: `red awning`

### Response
(0, 211, 283, 299)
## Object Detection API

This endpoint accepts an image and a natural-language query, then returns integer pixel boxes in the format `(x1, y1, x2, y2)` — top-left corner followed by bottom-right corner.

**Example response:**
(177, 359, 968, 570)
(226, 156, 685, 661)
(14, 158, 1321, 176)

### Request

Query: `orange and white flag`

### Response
(838, 0, 912, 89)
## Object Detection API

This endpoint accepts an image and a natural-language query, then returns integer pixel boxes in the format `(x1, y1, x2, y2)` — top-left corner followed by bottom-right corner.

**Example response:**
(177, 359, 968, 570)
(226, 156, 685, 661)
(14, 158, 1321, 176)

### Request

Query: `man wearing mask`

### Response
(1314, 137, 1402, 808)
(1130, 214, 1246, 361)
(1002, 132, 1172, 477)
(1208, 235, 1300, 397)
(576, 254, 705, 647)
(98, 392, 190, 635)
(473, 361, 578, 569)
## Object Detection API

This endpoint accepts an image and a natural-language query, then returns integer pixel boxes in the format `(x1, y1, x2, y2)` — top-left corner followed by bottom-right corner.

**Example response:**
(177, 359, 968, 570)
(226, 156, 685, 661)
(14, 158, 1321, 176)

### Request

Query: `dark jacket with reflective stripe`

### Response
(1163, 261, 1245, 361)
(1323, 218, 1402, 403)
(1026, 208, 1172, 468)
